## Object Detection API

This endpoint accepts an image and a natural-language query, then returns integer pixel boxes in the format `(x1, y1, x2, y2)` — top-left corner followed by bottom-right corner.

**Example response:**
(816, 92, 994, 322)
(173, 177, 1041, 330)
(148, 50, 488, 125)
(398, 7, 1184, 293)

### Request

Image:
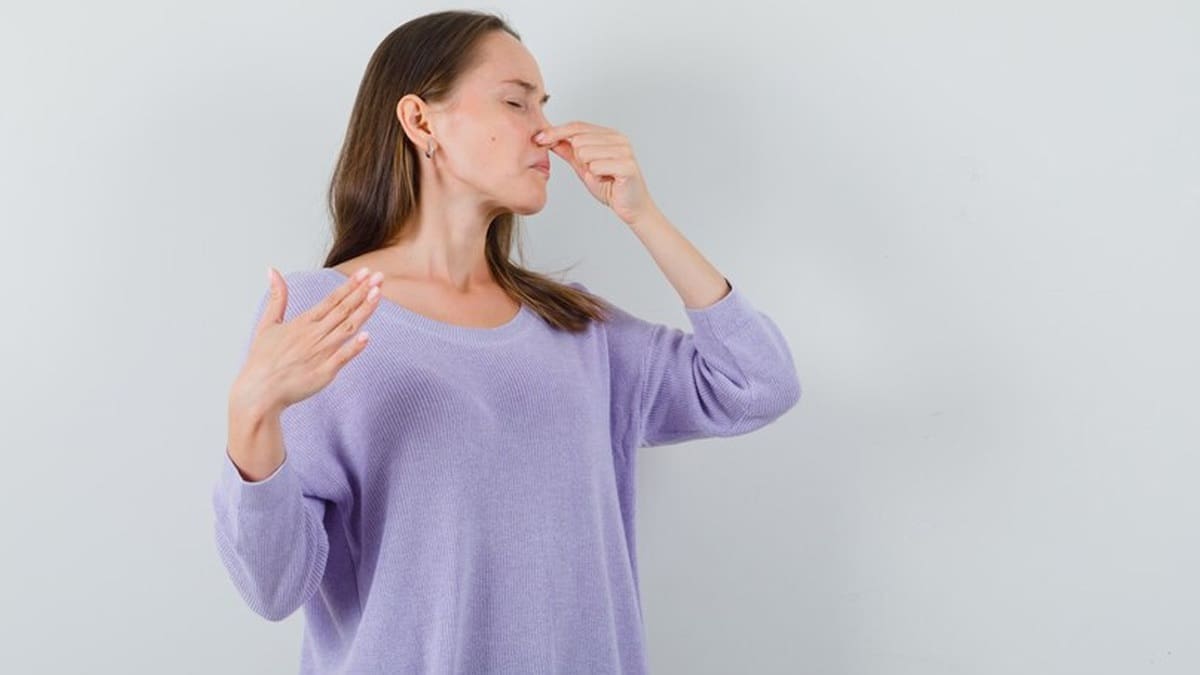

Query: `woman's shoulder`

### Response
(282, 266, 341, 301)
(281, 266, 339, 289)
(243, 267, 341, 326)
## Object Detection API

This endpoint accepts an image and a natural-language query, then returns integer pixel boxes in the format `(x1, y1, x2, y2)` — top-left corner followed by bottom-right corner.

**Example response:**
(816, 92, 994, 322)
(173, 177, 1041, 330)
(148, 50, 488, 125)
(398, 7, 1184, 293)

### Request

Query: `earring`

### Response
(425, 140, 435, 159)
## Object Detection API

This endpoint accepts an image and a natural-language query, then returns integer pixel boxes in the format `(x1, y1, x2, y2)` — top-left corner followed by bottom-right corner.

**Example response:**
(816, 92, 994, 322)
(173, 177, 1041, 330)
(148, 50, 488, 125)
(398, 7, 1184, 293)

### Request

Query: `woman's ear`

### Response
(396, 94, 435, 151)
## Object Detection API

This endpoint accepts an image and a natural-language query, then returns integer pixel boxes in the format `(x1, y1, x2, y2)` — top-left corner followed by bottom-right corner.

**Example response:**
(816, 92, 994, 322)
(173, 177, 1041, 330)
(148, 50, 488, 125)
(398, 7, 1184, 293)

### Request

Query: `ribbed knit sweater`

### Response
(211, 267, 801, 674)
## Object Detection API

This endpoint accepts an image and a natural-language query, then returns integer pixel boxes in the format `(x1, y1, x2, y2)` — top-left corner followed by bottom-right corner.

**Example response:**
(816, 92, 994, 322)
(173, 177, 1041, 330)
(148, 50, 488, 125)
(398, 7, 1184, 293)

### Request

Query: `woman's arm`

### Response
(626, 207, 734, 311)
(213, 404, 332, 622)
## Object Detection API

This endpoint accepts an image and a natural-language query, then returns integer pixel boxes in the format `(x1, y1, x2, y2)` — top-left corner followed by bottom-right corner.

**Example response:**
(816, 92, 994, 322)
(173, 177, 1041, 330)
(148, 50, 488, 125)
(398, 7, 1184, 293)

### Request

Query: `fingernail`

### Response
(355, 266, 370, 281)
(535, 132, 547, 143)
(266, 265, 274, 284)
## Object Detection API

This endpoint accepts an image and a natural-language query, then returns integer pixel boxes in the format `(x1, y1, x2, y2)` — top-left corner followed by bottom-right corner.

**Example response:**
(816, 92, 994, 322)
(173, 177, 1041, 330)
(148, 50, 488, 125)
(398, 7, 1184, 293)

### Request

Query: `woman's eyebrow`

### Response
(500, 78, 551, 105)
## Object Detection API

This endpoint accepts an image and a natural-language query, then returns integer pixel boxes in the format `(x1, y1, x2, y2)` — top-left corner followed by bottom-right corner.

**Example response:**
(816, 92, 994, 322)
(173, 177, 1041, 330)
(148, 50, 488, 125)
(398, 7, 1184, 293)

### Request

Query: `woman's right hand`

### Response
(230, 266, 383, 419)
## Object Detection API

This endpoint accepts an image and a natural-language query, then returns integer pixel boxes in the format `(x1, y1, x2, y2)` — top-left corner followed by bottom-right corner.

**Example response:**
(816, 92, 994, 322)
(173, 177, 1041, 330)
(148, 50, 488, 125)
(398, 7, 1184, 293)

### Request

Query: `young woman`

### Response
(212, 10, 801, 674)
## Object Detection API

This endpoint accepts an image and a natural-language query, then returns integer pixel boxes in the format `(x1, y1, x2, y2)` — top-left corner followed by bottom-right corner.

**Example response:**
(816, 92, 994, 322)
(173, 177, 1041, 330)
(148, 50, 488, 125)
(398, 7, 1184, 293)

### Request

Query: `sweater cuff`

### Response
(683, 277, 755, 338)
(219, 446, 298, 513)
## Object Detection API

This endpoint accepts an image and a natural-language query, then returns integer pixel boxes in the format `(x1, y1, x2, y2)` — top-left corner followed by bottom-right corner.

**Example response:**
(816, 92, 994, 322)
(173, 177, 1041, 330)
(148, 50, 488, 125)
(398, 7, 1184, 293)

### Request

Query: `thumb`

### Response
(552, 140, 586, 180)
(259, 265, 289, 328)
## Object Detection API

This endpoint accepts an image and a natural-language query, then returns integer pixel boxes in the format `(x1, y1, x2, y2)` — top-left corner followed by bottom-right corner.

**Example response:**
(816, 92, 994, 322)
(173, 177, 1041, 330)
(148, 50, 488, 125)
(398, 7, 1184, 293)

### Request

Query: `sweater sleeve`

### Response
(210, 279, 341, 622)
(578, 278, 802, 451)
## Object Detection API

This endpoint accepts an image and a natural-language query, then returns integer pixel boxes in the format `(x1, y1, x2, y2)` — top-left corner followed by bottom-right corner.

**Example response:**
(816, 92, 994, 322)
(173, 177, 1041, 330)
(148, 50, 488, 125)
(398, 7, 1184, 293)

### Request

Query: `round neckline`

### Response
(321, 267, 535, 342)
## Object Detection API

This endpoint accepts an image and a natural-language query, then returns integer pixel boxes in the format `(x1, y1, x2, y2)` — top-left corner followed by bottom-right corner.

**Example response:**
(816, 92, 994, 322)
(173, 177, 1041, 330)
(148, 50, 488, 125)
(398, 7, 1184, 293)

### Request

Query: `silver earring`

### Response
(425, 140, 435, 158)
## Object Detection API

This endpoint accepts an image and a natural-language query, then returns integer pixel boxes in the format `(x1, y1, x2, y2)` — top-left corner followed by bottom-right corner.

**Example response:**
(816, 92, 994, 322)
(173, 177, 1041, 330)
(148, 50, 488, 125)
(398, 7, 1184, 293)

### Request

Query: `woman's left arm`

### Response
(541, 121, 801, 449)
(537, 119, 739, 309)
(625, 208, 735, 310)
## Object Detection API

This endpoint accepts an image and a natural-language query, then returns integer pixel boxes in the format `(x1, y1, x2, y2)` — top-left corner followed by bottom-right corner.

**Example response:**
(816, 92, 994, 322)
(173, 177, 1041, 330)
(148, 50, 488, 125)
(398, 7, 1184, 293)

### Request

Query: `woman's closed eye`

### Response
(506, 100, 525, 110)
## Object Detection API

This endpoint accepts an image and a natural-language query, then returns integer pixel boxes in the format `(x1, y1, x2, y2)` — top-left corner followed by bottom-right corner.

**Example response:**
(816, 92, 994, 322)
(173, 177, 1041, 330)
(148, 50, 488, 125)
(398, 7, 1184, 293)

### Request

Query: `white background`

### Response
(1, 0, 1196, 673)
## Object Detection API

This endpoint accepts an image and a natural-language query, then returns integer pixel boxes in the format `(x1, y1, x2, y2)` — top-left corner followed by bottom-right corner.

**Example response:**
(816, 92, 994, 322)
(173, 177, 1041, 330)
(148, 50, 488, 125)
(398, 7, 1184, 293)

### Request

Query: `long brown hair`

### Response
(323, 10, 612, 333)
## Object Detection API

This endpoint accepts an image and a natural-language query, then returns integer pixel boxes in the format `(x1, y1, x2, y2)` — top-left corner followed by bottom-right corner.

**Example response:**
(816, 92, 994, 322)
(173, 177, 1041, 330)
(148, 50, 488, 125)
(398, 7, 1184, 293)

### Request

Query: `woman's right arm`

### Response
(210, 266, 382, 621)
(211, 399, 331, 621)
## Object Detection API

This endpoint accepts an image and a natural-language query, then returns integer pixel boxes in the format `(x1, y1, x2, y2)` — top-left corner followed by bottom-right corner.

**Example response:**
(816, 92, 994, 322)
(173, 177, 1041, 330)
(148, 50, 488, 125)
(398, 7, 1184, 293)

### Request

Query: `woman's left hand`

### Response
(536, 121, 660, 226)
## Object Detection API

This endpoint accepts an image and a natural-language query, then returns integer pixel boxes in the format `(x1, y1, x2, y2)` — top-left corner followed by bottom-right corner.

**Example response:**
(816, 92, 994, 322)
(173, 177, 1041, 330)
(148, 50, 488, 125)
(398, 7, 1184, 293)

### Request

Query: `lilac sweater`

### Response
(211, 267, 801, 674)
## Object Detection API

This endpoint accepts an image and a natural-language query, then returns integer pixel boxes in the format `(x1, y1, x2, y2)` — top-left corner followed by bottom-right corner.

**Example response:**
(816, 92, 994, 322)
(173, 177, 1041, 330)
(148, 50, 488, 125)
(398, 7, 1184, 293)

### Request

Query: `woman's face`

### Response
(400, 31, 554, 217)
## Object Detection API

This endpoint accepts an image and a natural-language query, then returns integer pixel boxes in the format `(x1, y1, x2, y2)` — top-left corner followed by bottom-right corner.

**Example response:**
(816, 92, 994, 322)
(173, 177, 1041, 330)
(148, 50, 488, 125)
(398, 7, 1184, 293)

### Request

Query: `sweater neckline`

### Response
(321, 267, 536, 343)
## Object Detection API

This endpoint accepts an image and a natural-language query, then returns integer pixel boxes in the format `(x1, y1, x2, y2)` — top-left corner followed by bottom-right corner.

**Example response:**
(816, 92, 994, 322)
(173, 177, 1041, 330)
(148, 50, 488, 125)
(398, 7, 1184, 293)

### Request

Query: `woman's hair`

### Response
(324, 9, 612, 332)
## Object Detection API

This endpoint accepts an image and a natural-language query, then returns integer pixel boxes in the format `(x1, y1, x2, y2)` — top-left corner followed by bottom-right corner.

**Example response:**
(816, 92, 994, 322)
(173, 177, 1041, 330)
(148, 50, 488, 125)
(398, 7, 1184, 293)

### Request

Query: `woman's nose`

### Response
(534, 117, 552, 141)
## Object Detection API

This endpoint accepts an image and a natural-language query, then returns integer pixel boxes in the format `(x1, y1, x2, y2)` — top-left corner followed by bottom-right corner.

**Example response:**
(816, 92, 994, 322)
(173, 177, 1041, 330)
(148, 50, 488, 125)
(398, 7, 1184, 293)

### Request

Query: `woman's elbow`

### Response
(742, 370, 802, 427)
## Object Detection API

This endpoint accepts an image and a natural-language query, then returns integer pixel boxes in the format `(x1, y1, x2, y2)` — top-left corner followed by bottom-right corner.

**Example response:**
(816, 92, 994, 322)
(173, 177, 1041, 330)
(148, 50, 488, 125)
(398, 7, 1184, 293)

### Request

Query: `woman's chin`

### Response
(512, 201, 547, 216)
(510, 190, 548, 215)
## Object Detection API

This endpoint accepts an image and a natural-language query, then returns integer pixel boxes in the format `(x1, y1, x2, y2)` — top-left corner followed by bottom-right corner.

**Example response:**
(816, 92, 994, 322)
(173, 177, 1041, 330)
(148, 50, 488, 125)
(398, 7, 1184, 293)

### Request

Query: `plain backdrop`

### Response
(1, 1, 1197, 673)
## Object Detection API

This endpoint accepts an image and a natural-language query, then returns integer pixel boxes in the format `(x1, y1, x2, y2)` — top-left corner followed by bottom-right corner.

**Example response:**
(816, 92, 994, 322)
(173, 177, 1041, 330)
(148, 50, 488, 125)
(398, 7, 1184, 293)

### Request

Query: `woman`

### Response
(212, 10, 801, 674)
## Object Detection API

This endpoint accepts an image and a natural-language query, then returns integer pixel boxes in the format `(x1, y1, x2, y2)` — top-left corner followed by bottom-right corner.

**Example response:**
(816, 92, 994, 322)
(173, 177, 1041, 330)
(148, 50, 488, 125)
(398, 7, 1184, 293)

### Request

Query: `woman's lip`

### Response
(531, 165, 550, 175)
